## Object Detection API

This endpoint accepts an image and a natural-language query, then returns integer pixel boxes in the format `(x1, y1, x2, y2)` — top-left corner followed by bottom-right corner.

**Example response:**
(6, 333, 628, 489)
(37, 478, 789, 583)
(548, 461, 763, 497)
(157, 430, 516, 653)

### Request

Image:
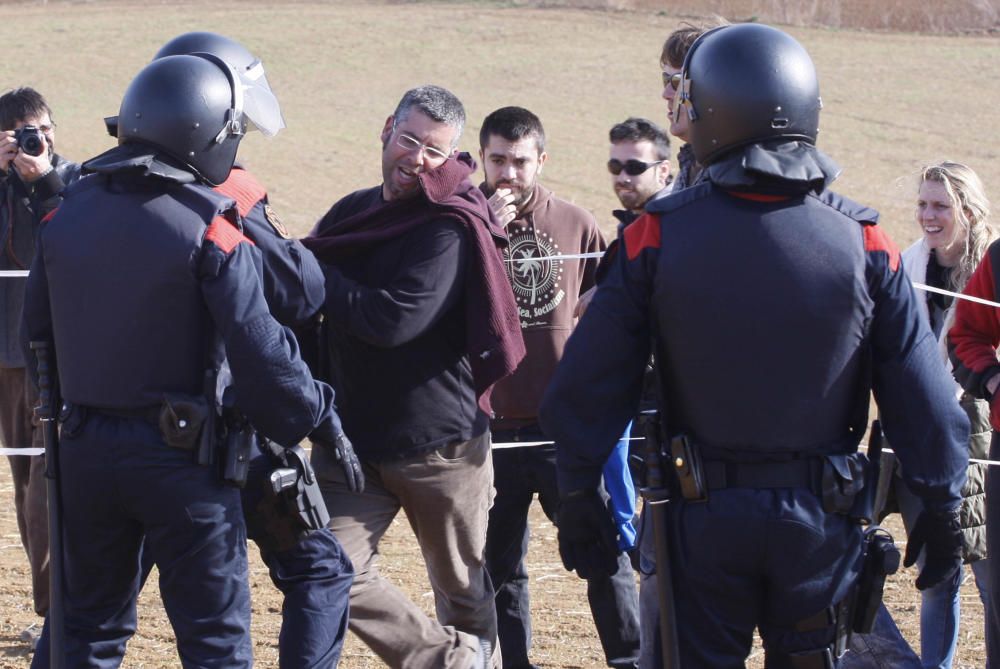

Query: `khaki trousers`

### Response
(0, 365, 49, 617)
(313, 431, 499, 668)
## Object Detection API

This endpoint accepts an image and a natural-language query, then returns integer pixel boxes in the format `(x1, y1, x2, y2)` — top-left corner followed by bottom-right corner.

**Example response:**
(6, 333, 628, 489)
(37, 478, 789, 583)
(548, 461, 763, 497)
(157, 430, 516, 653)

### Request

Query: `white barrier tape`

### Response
(502, 252, 1000, 310)
(911, 281, 1000, 309)
(859, 444, 995, 467)
(0, 447, 44, 456)
(0, 256, 995, 310)
(491, 436, 645, 450)
(6, 438, 995, 469)
(503, 251, 605, 263)
(491, 440, 553, 450)
(492, 438, 1000, 468)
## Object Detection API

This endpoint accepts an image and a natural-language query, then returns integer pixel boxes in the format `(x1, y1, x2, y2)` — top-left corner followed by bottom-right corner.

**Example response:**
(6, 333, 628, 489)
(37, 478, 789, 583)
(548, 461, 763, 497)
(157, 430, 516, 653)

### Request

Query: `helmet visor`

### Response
(239, 60, 285, 137)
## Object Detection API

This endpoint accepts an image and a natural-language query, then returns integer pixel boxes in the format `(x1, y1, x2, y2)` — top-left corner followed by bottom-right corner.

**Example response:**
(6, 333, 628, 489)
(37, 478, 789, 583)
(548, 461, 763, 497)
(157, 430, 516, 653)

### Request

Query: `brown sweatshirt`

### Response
(487, 184, 606, 429)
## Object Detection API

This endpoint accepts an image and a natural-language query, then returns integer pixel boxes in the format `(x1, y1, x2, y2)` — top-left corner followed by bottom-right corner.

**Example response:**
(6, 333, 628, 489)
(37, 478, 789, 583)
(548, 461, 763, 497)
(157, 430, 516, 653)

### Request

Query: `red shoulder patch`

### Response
(41, 208, 59, 224)
(205, 216, 255, 254)
(215, 168, 267, 218)
(863, 224, 900, 272)
(623, 213, 661, 261)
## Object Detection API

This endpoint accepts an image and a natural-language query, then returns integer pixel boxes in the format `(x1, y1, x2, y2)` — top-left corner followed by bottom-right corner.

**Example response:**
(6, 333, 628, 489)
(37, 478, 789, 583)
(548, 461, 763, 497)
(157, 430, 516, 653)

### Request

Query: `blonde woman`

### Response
(899, 161, 992, 668)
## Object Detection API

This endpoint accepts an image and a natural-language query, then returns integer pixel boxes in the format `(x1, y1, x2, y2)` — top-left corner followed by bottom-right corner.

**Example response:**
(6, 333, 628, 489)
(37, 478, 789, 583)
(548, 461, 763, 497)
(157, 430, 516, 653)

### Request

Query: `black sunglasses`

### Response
(608, 159, 666, 176)
(662, 71, 682, 91)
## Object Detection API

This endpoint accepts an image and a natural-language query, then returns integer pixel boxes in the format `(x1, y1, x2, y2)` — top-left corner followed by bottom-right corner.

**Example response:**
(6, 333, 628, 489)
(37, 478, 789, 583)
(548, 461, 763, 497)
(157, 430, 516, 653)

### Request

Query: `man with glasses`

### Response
(0, 87, 80, 649)
(305, 86, 524, 669)
(477, 106, 638, 669)
(608, 117, 671, 226)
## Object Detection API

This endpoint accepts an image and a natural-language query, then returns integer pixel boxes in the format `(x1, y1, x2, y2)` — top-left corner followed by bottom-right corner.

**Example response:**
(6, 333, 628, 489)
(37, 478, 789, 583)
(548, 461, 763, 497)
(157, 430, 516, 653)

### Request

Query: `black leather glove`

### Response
(329, 433, 365, 494)
(556, 489, 620, 579)
(903, 508, 963, 591)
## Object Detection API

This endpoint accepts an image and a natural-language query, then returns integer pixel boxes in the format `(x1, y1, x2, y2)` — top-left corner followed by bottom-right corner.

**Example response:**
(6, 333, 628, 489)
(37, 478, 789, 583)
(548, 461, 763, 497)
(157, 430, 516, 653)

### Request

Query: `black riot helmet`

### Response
(117, 54, 244, 185)
(154, 31, 285, 138)
(677, 23, 822, 166)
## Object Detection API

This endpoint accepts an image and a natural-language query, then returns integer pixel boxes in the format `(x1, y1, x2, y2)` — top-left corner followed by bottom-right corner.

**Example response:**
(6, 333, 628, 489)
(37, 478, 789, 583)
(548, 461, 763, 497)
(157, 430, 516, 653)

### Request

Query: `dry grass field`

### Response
(0, 0, 998, 666)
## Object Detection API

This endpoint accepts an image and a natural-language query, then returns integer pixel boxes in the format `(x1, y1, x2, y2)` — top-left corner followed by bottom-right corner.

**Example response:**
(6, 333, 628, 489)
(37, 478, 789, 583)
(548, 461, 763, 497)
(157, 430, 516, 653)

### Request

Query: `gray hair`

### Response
(392, 85, 466, 148)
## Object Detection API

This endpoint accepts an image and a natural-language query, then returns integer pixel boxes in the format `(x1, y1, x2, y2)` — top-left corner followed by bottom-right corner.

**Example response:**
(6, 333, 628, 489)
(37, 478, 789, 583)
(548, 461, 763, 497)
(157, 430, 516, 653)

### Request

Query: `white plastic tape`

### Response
(0, 447, 44, 456)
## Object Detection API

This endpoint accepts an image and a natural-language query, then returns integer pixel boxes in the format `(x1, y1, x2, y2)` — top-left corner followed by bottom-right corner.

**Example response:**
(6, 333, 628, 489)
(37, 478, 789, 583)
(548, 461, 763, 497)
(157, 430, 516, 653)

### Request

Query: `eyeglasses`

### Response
(395, 132, 450, 162)
(662, 71, 682, 91)
(608, 159, 666, 176)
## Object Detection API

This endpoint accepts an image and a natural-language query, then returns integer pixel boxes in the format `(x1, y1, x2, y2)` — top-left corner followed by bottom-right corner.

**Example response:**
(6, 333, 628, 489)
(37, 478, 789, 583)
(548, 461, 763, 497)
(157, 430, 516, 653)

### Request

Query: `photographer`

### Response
(0, 87, 79, 649)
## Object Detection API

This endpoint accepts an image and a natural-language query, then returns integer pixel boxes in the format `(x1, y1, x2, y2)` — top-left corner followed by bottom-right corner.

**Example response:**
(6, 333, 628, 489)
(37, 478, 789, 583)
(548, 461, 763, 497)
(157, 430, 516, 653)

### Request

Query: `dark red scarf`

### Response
(304, 152, 525, 413)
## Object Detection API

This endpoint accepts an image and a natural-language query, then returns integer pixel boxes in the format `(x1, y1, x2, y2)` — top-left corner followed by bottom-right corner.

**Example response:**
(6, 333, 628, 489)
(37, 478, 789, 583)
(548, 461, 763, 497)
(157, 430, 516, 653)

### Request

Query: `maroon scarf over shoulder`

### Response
(303, 152, 525, 413)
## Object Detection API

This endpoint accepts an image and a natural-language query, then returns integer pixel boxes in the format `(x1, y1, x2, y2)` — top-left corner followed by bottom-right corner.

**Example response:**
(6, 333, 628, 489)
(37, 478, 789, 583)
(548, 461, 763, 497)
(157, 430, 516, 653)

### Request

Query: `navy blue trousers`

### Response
(641, 487, 863, 668)
(241, 452, 353, 668)
(33, 412, 251, 668)
(486, 430, 639, 669)
(839, 604, 921, 668)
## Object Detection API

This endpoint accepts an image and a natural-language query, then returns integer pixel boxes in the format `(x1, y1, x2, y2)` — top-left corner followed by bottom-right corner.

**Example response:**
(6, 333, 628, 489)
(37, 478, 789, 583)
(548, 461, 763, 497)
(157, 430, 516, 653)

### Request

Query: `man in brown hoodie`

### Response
(479, 106, 639, 669)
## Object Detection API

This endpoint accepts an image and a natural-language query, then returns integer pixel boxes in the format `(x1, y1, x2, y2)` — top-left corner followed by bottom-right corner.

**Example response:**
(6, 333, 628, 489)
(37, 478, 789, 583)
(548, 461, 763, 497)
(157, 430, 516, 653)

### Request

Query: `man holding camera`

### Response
(0, 87, 80, 647)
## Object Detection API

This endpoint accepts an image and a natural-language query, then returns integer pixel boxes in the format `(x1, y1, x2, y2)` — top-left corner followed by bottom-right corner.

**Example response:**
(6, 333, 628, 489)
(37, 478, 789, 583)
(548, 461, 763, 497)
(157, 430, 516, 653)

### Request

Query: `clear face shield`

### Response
(104, 55, 286, 143)
(199, 54, 283, 144)
(238, 58, 285, 138)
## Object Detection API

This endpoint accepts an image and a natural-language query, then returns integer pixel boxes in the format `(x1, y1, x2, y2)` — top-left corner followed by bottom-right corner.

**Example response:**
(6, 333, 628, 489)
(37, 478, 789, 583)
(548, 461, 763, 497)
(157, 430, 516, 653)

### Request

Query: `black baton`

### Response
(31, 340, 64, 669)
(641, 414, 681, 669)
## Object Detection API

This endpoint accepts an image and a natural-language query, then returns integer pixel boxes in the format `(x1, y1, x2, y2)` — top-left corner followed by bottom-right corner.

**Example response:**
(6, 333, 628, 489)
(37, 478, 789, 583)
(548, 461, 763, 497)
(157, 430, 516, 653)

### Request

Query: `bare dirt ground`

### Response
(0, 1, 996, 666)
(0, 462, 987, 667)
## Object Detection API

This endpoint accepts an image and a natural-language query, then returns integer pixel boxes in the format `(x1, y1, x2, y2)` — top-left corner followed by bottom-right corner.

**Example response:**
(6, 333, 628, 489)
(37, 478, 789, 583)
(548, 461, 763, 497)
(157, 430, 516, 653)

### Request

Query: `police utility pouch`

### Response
(670, 434, 707, 502)
(820, 453, 868, 515)
(158, 394, 209, 452)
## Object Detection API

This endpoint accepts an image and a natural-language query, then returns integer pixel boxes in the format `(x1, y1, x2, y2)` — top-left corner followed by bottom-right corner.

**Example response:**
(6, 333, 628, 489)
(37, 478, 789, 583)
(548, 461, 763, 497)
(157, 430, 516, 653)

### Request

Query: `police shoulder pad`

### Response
(812, 189, 879, 226)
(205, 216, 254, 255)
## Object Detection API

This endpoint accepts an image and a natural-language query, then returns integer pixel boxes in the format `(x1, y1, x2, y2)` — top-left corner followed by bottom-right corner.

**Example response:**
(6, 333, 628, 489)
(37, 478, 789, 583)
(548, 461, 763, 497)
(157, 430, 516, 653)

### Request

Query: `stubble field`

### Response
(0, 0, 998, 666)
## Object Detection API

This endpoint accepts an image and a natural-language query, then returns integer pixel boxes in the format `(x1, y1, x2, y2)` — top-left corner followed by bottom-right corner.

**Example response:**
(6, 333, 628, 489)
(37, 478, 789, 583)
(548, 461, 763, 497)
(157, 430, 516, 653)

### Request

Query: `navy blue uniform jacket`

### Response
(23, 171, 343, 448)
(540, 181, 968, 514)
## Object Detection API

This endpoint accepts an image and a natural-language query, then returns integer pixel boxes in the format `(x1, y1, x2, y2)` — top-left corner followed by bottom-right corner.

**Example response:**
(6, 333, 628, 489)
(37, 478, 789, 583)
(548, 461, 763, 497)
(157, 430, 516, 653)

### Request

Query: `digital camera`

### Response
(14, 125, 45, 157)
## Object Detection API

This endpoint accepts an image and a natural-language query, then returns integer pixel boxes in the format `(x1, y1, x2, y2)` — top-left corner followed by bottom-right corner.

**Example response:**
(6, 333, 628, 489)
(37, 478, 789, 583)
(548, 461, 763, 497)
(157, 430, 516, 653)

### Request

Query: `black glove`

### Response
(329, 433, 365, 494)
(903, 508, 963, 591)
(556, 489, 620, 579)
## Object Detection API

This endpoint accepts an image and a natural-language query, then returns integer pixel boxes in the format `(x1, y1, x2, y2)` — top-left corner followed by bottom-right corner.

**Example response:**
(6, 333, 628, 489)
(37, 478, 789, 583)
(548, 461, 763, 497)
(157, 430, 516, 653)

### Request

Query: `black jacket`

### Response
(0, 155, 81, 367)
(318, 186, 488, 462)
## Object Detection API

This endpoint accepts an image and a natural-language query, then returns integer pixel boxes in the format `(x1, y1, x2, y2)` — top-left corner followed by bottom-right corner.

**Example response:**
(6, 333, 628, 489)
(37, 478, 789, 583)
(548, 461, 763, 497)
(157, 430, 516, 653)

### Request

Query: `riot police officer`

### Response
(23, 52, 359, 666)
(147, 32, 356, 668)
(540, 23, 969, 668)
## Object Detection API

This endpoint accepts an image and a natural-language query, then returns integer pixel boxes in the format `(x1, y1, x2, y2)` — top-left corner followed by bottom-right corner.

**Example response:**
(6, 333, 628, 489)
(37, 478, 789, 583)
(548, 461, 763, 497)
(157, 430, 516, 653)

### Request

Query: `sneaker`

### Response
(20, 622, 41, 651)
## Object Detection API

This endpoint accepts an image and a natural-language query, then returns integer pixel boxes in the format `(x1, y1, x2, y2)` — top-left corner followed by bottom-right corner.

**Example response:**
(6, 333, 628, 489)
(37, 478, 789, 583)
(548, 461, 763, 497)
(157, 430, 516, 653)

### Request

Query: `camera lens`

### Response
(21, 134, 43, 157)
(16, 127, 45, 157)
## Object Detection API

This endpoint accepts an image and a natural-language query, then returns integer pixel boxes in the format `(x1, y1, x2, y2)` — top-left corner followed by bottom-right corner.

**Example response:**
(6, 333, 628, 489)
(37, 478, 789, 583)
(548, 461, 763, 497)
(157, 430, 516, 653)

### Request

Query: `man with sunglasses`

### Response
(306, 86, 524, 669)
(477, 106, 638, 669)
(0, 87, 80, 649)
(608, 117, 672, 226)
